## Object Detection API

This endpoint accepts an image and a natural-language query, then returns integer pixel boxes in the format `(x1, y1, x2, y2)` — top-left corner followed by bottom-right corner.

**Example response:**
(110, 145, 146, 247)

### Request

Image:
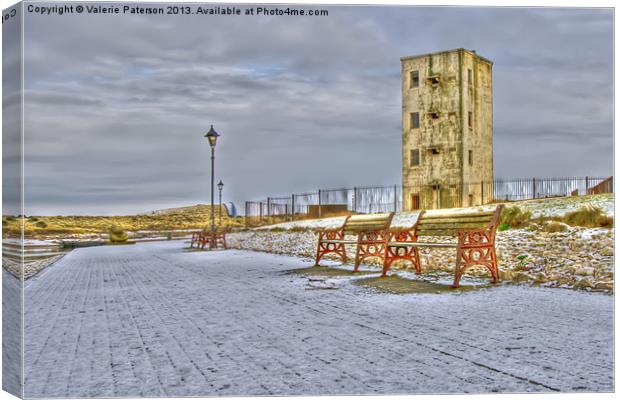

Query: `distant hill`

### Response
(3, 203, 243, 238)
(143, 203, 230, 217)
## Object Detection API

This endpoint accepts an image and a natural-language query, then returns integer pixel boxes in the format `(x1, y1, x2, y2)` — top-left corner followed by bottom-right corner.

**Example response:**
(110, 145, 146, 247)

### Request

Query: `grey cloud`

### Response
(13, 4, 613, 215)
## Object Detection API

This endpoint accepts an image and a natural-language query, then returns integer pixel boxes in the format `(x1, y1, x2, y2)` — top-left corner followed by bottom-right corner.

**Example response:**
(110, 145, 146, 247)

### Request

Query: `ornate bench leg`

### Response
(314, 241, 323, 266)
(489, 247, 499, 284)
(453, 246, 499, 288)
(411, 247, 421, 274)
(383, 246, 421, 277)
(353, 243, 363, 272)
(200, 234, 210, 250)
(315, 241, 346, 266)
(354, 242, 383, 272)
(452, 258, 464, 288)
(382, 257, 392, 277)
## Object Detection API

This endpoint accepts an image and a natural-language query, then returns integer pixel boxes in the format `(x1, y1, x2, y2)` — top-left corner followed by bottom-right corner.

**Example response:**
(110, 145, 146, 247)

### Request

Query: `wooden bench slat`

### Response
(346, 213, 392, 222)
(416, 229, 467, 237)
(346, 220, 391, 226)
(347, 216, 391, 221)
(343, 213, 393, 233)
(421, 210, 496, 219)
(344, 224, 390, 229)
(416, 216, 494, 225)
(345, 223, 390, 230)
(416, 222, 490, 230)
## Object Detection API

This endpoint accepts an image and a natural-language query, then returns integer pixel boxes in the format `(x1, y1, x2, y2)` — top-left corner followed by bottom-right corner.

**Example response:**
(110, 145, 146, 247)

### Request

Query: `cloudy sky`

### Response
(10, 3, 614, 215)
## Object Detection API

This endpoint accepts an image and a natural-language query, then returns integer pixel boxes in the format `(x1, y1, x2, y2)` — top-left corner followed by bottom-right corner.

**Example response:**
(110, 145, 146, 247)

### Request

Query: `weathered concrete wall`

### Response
(401, 48, 493, 210)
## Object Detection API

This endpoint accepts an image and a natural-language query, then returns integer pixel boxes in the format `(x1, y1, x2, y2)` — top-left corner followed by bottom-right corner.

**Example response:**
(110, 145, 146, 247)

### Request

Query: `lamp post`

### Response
(204, 125, 220, 248)
(217, 180, 224, 226)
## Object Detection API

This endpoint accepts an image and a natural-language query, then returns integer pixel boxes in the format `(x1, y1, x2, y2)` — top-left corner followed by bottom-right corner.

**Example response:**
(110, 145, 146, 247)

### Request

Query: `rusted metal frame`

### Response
(353, 212, 395, 272)
(196, 229, 228, 250)
(314, 215, 351, 266)
(213, 231, 227, 249)
(353, 229, 390, 272)
(190, 232, 202, 248)
(199, 231, 211, 250)
(452, 205, 503, 288)
(382, 229, 420, 276)
(383, 210, 426, 276)
(314, 230, 348, 265)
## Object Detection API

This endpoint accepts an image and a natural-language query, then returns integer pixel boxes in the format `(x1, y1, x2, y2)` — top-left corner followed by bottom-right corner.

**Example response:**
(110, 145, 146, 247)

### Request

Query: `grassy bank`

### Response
(3, 204, 244, 238)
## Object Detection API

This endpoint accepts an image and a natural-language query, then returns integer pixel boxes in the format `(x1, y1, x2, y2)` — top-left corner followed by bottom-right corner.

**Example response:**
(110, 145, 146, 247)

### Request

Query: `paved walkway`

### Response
(23, 241, 613, 397)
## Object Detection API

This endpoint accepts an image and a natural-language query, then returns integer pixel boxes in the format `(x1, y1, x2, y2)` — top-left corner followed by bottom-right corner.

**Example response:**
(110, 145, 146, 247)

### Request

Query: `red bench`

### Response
(190, 229, 228, 250)
(383, 205, 503, 287)
(315, 212, 394, 271)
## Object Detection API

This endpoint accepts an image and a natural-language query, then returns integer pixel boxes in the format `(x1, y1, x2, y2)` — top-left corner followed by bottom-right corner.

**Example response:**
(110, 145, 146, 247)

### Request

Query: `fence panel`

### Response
(354, 186, 401, 214)
(292, 192, 319, 218)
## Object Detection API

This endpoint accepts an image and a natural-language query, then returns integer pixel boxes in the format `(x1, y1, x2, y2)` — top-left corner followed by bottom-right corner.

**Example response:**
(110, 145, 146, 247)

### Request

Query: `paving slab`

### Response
(22, 241, 613, 397)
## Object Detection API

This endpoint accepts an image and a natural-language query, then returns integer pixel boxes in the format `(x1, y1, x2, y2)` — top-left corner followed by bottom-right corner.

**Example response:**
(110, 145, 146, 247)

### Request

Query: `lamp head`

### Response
(204, 124, 219, 148)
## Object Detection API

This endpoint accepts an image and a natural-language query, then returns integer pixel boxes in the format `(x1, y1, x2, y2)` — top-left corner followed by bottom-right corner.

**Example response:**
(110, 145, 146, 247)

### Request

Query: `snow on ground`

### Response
(23, 241, 613, 396)
(257, 194, 613, 231)
(3, 271, 22, 397)
(229, 224, 614, 293)
(520, 193, 614, 217)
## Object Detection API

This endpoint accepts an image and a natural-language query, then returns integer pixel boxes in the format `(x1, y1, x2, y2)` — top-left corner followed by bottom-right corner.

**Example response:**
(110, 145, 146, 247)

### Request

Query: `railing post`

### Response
(318, 190, 322, 218)
(267, 197, 272, 217)
(259, 201, 263, 221)
(291, 194, 295, 221)
(585, 176, 589, 195)
(393, 185, 398, 212)
(245, 201, 249, 227)
(481, 180, 484, 205)
(353, 187, 357, 213)
(532, 178, 536, 199)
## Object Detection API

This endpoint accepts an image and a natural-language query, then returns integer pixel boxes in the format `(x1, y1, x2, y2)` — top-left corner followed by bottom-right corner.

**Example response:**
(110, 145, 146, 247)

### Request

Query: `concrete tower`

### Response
(401, 48, 493, 210)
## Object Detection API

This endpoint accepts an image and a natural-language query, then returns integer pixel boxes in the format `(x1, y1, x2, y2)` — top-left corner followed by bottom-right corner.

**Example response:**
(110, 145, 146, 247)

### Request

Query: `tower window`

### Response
(428, 148, 440, 155)
(410, 149, 420, 167)
(410, 71, 419, 88)
(410, 112, 419, 129)
(468, 111, 473, 128)
(468, 150, 473, 166)
(411, 194, 420, 210)
(468, 69, 472, 85)
(427, 112, 440, 119)
(426, 75, 441, 86)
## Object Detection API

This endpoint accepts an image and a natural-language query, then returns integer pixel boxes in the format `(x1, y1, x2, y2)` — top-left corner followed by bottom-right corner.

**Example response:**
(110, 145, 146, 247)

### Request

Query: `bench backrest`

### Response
(414, 205, 503, 237)
(343, 212, 394, 234)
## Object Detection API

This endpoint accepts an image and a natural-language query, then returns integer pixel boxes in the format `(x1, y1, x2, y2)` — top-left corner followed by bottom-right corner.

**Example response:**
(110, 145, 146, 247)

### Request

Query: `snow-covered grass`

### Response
(517, 193, 613, 218)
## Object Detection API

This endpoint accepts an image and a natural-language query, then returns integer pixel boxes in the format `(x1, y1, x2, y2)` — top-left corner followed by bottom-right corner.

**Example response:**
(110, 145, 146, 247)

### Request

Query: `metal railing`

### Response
(245, 176, 612, 227)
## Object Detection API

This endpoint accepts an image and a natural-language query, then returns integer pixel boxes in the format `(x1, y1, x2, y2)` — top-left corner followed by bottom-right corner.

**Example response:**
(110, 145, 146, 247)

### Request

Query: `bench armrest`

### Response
(456, 227, 496, 246)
